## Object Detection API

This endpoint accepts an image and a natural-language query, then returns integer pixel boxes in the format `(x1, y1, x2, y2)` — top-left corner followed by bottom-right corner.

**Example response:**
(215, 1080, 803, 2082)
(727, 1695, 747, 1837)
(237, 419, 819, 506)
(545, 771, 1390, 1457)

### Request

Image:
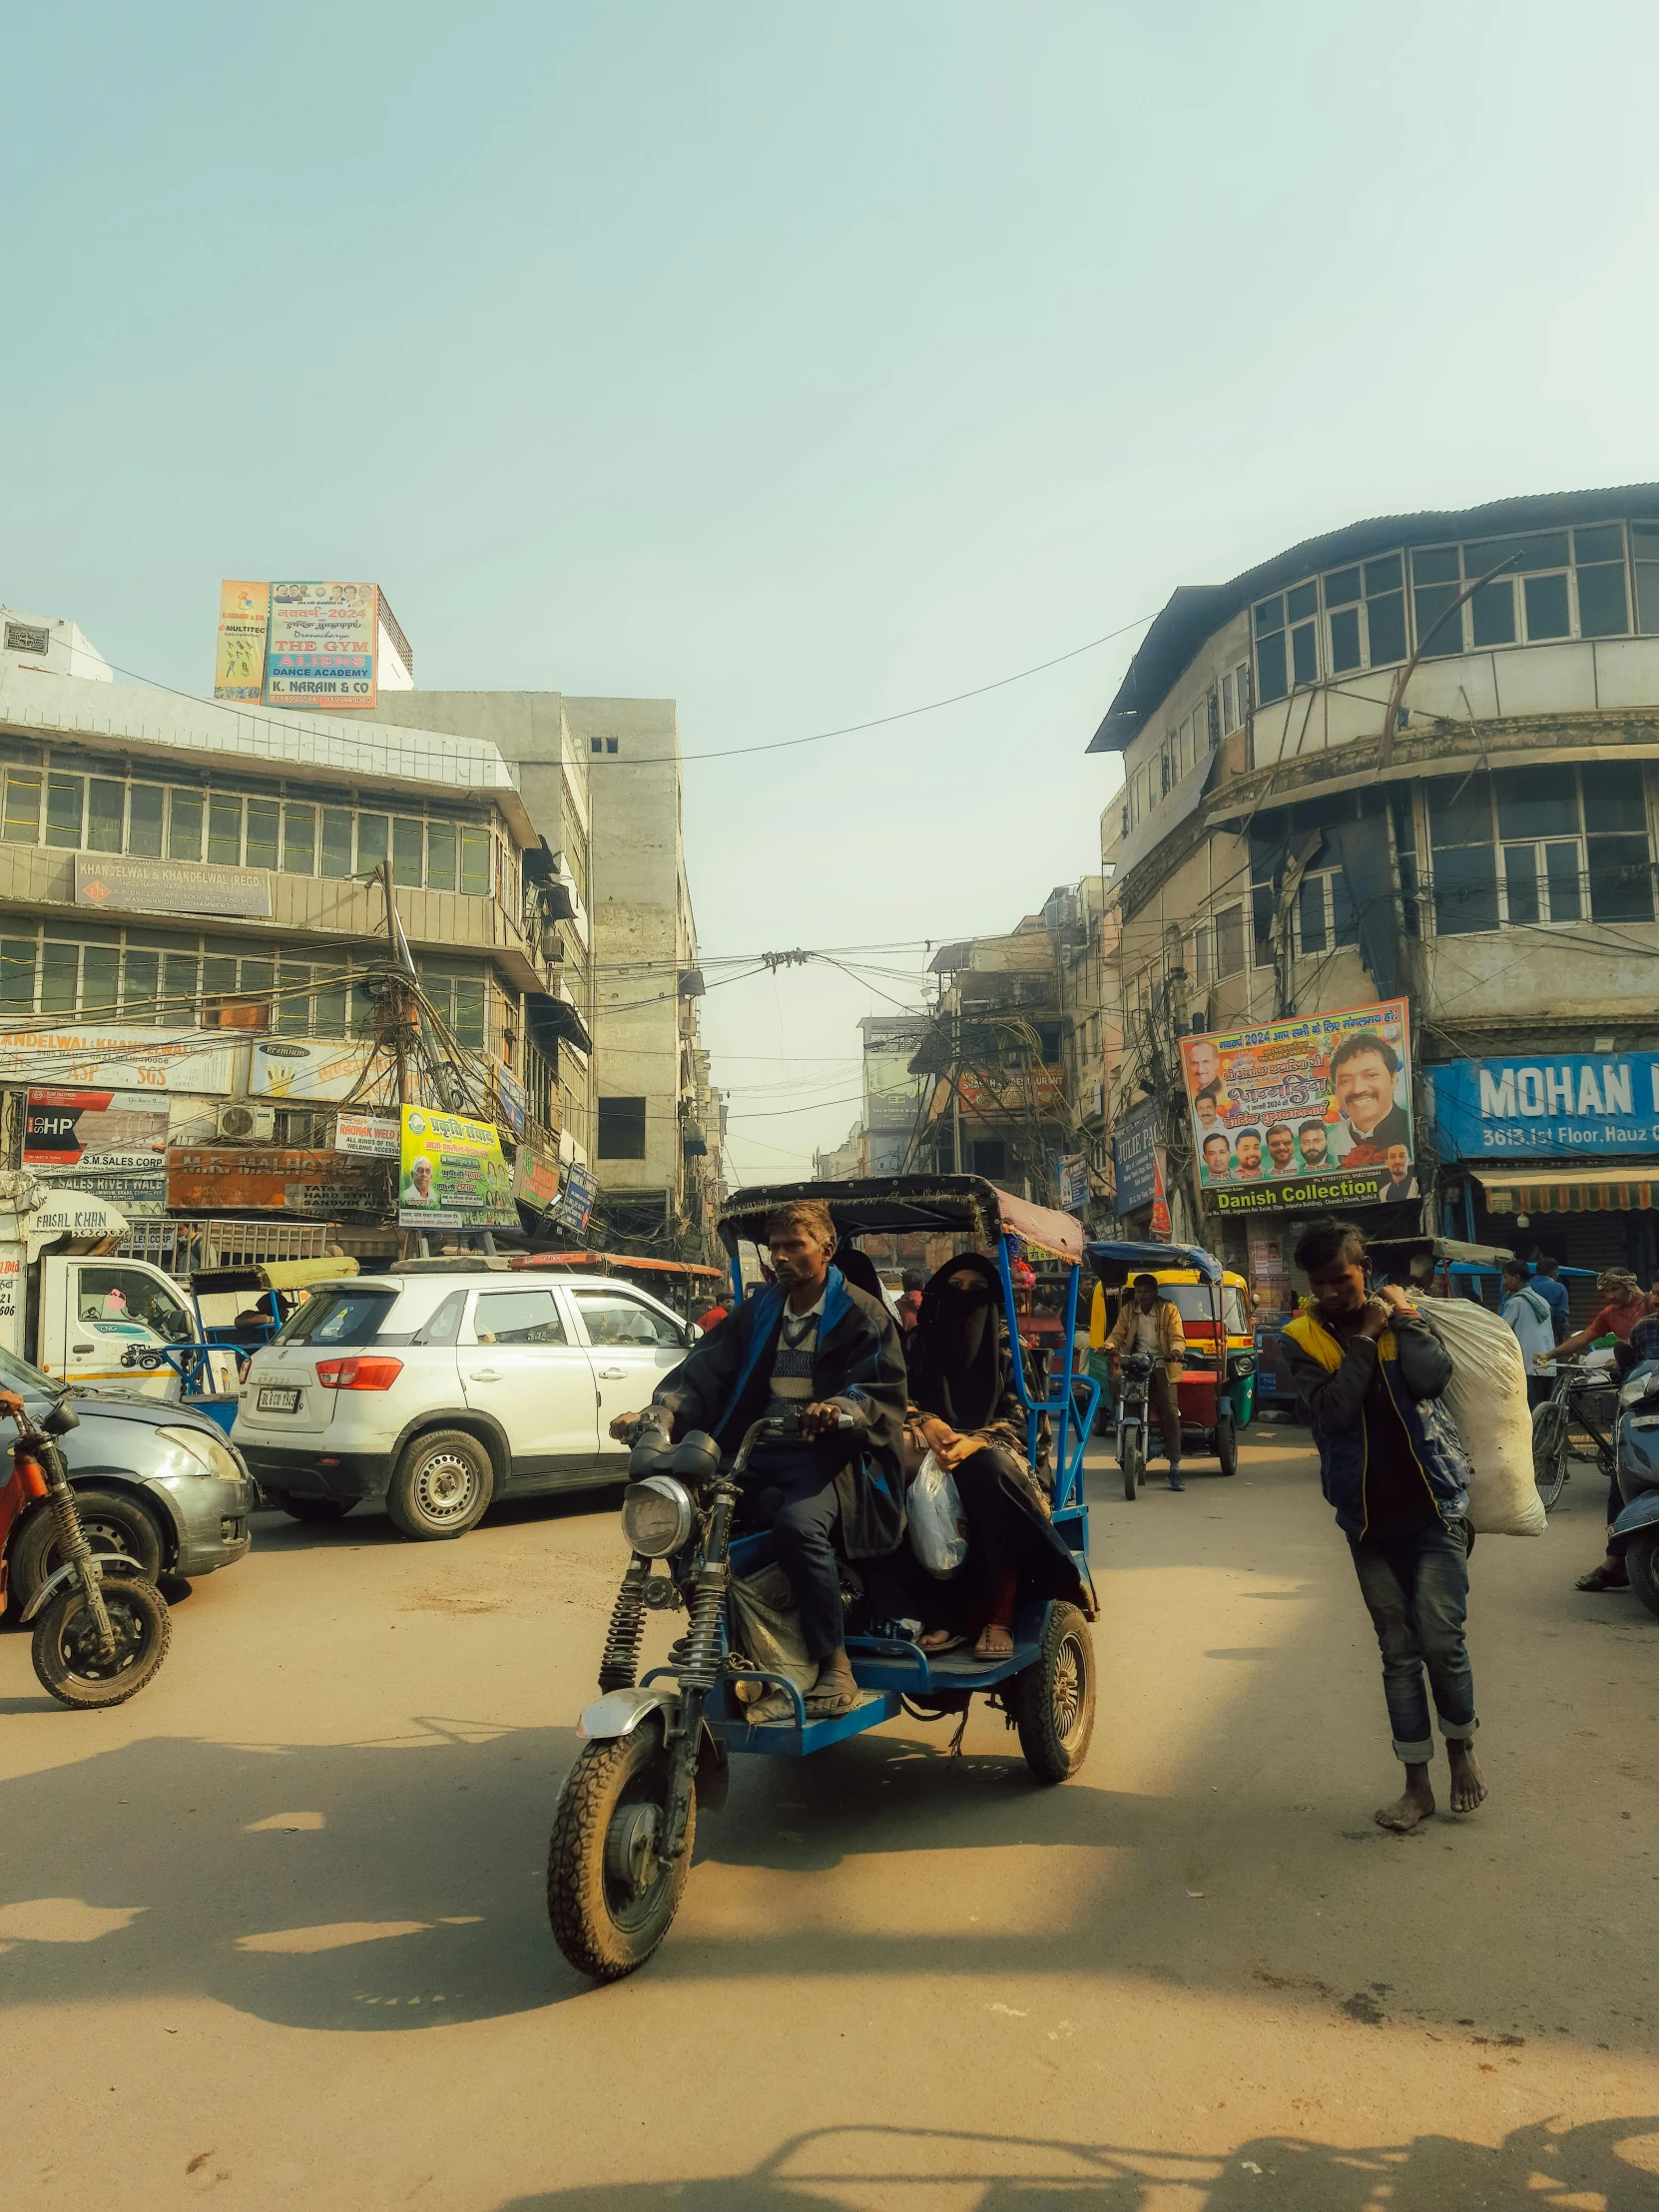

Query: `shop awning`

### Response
(1475, 1167, 1659, 1215)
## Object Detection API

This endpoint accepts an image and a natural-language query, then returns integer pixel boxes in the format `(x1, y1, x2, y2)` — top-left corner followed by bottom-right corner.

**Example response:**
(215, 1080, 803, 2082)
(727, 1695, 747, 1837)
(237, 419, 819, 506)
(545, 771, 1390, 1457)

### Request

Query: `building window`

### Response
(968, 1137, 1006, 1178)
(0, 758, 506, 901)
(590, 738, 602, 754)
(1214, 902, 1246, 979)
(598, 1096, 648, 1159)
(1426, 762, 1654, 936)
(606, 738, 619, 755)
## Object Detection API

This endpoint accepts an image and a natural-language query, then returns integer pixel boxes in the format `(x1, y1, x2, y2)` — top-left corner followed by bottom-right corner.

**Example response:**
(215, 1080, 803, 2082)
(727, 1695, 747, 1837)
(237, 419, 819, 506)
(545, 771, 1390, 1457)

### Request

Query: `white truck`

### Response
(0, 1173, 234, 1401)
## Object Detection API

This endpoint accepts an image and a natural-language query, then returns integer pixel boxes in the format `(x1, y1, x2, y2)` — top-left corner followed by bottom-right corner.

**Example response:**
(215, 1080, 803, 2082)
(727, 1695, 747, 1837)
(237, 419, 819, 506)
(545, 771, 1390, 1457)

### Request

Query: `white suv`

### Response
(233, 1269, 698, 1540)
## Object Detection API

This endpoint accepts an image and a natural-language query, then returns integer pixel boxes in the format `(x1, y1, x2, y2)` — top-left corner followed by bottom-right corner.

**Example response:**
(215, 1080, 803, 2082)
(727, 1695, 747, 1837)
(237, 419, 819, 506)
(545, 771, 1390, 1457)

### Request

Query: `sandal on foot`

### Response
(1576, 1563, 1629, 1592)
(807, 1677, 856, 1715)
(973, 1625, 1015, 1660)
(919, 1631, 964, 1652)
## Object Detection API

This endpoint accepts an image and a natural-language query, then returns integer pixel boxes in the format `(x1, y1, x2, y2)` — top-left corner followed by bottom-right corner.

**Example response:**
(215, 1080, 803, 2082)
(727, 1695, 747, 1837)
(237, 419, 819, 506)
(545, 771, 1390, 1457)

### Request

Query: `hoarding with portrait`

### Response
(1180, 998, 1415, 1215)
(398, 1106, 516, 1230)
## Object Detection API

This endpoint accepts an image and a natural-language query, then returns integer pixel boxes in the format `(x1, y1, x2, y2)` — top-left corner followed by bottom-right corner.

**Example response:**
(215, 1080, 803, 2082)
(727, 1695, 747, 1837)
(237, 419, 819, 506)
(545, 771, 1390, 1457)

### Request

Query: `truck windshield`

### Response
(274, 1288, 396, 1349)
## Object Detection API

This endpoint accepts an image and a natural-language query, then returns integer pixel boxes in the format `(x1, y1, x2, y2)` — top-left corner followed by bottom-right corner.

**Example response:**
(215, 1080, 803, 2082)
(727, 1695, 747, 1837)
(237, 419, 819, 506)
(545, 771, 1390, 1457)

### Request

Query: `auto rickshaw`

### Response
(1085, 1240, 1256, 1487)
(546, 1174, 1100, 1981)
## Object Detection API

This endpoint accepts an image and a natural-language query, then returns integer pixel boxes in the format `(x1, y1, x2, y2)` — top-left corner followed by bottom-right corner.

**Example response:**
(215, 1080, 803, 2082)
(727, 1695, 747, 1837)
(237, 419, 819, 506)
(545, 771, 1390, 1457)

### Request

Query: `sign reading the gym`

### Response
(1180, 998, 1416, 1214)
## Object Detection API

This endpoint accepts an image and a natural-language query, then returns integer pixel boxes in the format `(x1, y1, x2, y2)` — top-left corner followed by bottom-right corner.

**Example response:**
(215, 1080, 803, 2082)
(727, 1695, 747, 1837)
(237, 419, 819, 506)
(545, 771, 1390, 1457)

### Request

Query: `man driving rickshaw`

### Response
(607, 1198, 908, 1716)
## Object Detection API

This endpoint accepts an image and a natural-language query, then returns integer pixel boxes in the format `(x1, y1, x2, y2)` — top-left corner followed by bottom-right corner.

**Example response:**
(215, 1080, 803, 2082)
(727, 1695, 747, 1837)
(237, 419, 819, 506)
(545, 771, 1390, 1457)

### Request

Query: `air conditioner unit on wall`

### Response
(216, 1103, 276, 1143)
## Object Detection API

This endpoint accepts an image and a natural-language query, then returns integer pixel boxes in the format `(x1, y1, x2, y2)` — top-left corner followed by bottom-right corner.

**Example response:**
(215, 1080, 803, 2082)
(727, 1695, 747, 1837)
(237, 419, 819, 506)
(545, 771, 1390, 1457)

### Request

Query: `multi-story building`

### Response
(858, 1014, 923, 1176)
(1090, 485, 1659, 1312)
(910, 917, 1070, 1201)
(366, 689, 597, 1159)
(567, 697, 720, 1259)
(0, 625, 559, 1256)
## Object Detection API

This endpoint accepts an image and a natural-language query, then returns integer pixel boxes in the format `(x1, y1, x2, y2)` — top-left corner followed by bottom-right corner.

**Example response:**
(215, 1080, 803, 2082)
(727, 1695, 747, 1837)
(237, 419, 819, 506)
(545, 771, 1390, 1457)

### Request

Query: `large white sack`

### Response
(1418, 1298, 1546, 1536)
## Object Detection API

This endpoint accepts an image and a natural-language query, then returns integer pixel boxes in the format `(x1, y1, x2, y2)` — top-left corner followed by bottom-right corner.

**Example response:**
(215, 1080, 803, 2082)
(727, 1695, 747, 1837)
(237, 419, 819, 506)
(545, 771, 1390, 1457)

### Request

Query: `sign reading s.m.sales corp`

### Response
(1427, 1054, 1659, 1160)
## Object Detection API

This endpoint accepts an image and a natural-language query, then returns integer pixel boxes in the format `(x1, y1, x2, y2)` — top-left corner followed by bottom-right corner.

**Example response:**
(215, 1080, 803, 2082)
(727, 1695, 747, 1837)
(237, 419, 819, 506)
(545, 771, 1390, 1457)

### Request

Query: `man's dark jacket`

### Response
(649, 1268, 908, 1558)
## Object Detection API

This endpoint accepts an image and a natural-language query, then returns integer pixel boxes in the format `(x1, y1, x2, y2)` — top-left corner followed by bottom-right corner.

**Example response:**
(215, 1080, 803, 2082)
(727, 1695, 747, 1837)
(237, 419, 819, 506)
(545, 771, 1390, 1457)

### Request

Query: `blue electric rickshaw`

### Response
(546, 1174, 1100, 1980)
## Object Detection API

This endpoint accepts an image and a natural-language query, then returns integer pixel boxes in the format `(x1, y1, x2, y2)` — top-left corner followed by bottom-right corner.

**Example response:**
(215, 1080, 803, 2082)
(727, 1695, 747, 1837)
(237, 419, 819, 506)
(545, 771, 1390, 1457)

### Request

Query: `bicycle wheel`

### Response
(1531, 1399, 1570, 1512)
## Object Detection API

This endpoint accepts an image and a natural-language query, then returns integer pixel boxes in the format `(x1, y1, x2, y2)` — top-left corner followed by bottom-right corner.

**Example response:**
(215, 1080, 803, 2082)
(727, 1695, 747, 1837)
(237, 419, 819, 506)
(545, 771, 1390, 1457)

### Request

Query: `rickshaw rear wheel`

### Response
(1120, 1427, 1142, 1501)
(547, 1720, 693, 1980)
(1216, 1414, 1239, 1478)
(1013, 1603, 1096, 1784)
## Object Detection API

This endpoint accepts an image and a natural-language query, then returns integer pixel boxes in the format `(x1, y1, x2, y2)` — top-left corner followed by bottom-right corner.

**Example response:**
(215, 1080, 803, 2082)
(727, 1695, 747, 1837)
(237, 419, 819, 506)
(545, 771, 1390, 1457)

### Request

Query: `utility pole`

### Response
(951, 1011, 963, 1174)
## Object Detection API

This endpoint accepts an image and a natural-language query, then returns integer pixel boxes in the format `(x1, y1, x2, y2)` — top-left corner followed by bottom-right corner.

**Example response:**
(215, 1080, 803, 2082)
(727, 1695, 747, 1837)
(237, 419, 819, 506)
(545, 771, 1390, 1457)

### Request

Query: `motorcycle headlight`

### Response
(620, 1475, 694, 1559)
(157, 1424, 247, 1483)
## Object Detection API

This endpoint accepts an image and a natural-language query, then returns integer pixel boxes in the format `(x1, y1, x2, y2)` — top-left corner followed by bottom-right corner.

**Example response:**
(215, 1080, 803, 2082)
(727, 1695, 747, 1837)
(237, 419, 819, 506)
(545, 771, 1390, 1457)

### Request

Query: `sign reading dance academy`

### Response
(1180, 998, 1417, 1215)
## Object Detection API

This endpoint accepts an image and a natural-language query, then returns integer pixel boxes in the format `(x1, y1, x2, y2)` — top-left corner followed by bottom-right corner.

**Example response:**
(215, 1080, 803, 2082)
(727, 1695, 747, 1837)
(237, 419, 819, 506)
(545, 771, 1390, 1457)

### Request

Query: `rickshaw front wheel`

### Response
(1013, 1603, 1096, 1784)
(1216, 1413, 1239, 1478)
(547, 1721, 694, 1980)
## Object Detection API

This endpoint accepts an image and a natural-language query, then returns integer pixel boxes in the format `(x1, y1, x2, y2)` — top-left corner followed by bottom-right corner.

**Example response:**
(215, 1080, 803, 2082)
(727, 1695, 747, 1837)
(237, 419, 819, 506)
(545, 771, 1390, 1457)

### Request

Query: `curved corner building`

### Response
(1091, 485, 1659, 1313)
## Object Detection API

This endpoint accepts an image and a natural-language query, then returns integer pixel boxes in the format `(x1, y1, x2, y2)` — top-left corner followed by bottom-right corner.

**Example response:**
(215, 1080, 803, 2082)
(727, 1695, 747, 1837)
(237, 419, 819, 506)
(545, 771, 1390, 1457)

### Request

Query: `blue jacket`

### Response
(1279, 1308, 1471, 1539)
(650, 1268, 908, 1558)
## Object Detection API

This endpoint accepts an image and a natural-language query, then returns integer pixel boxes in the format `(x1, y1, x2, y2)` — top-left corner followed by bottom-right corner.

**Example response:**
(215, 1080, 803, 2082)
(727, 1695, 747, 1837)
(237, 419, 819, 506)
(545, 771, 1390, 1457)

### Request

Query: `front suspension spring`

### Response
(597, 1557, 650, 1691)
(48, 1485, 91, 1563)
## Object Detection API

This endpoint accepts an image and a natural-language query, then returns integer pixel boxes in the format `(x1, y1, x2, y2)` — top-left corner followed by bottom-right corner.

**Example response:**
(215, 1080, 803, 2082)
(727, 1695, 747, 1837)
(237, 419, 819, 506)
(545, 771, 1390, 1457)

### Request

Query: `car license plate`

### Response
(258, 1385, 301, 1413)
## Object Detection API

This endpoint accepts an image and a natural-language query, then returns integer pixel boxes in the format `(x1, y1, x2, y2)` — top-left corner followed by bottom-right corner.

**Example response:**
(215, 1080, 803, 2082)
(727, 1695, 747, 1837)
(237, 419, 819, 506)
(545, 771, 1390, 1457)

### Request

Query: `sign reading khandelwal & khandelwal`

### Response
(76, 854, 271, 919)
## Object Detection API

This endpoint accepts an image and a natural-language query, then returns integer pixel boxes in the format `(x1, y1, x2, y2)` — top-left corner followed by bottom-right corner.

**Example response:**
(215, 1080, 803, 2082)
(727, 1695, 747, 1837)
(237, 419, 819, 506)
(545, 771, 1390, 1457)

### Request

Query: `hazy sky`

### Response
(7, 3, 1659, 1183)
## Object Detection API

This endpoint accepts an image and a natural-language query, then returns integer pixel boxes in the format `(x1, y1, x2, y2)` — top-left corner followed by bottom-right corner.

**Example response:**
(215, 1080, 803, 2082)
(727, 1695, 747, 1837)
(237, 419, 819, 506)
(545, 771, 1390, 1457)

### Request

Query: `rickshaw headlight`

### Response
(1617, 1368, 1659, 1409)
(621, 1475, 695, 1558)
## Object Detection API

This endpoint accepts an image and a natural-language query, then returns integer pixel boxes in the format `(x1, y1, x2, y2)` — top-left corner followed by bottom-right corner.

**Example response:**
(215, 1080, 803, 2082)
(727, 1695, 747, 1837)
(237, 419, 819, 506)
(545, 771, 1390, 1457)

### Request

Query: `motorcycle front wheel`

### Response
(1120, 1421, 1143, 1500)
(547, 1721, 693, 1981)
(31, 1577, 172, 1709)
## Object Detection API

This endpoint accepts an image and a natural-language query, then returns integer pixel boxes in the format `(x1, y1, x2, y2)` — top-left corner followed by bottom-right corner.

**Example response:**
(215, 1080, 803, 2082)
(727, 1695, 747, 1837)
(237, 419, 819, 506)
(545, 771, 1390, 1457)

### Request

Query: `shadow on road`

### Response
(494, 2118, 1659, 2209)
(0, 1719, 587, 2028)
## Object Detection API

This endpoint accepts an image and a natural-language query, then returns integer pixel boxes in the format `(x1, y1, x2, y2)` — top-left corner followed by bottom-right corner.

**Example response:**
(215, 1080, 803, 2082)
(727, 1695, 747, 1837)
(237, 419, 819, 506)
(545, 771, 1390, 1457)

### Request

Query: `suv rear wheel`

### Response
(386, 1430, 494, 1541)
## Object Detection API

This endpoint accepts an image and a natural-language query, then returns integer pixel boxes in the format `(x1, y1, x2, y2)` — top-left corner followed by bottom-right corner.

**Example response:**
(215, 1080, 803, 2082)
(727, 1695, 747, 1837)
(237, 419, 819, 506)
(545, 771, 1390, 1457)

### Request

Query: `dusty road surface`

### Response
(3, 1429, 1657, 2210)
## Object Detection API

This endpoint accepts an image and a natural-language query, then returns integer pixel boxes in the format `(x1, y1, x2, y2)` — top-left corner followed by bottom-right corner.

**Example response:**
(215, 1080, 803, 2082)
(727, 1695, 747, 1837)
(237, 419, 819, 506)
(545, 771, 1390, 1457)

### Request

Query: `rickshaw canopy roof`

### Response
(718, 1175, 1085, 1264)
(1085, 1238, 1225, 1286)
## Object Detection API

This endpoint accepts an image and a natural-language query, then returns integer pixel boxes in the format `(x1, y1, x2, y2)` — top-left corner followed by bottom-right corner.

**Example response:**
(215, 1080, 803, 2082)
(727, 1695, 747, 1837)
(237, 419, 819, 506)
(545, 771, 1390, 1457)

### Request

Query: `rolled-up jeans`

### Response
(741, 1441, 850, 1663)
(1349, 1522, 1477, 1763)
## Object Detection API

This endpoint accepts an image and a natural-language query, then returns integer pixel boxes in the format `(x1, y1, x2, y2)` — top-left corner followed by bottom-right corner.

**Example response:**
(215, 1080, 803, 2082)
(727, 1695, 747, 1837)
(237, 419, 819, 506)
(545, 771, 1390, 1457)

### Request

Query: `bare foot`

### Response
(1376, 1769, 1435, 1834)
(974, 1622, 1014, 1659)
(919, 1628, 956, 1651)
(1447, 1739, 1486, 1813)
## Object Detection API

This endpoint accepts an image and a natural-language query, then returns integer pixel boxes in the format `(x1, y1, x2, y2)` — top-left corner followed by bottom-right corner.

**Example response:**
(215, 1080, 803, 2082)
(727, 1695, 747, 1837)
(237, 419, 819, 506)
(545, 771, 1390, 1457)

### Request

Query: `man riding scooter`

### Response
(607, 1199, 908, 1715)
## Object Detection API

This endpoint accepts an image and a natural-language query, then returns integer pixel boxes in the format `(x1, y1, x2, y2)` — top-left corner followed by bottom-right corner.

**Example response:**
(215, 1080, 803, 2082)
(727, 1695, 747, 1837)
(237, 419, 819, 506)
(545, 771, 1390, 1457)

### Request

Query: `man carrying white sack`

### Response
(1279, 1216, 1485, 1835)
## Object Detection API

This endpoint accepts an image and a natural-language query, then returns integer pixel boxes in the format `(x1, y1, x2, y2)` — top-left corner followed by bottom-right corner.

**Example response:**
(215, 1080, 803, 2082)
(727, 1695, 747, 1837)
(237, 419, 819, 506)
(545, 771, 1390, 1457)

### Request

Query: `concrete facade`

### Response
(565, 697, 721, 1259)
(366, 690, 597, 1161)
(1089, 485, 1659, 1296)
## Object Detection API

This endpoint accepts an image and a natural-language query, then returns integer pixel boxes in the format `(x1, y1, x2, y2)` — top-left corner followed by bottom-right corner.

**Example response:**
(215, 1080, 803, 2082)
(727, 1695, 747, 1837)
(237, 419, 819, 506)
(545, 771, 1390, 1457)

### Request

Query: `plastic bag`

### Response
(907, 1450, 968, 1577)
(1419, 1299, 1546, 1537)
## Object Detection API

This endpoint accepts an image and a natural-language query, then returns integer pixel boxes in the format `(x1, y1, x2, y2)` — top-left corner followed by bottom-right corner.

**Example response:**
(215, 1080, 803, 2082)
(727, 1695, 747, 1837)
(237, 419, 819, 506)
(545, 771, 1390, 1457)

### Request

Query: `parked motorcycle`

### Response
(1611, 1360, 1659, 1616)
(2, 1398, 172, 1707)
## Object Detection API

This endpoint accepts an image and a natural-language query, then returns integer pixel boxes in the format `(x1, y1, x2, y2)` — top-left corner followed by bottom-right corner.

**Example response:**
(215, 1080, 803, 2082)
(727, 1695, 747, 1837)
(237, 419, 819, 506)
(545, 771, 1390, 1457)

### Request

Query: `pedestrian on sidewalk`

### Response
(1279, 1218, 1485, 1834)
(1106, 1273, 1186, 1490)
(1500, 1261, 1556, 1408)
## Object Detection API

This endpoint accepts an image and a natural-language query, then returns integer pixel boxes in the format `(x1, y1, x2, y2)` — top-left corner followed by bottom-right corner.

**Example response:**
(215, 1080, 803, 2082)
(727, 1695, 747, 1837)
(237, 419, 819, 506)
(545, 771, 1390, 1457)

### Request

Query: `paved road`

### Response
(3, 1429, 1657, 2210)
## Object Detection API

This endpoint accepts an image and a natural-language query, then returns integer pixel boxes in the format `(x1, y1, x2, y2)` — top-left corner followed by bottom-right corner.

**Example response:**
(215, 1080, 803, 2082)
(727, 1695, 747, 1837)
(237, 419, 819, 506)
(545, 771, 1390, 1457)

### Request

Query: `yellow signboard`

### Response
(398, 1106, 516, 1230)
(214, 580, 270, 701)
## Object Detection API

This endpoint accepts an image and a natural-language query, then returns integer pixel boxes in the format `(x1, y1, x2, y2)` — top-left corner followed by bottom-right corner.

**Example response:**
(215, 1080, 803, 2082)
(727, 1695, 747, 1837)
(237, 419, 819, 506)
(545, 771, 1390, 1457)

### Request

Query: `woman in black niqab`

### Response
(905, 1254, 1091, 1658)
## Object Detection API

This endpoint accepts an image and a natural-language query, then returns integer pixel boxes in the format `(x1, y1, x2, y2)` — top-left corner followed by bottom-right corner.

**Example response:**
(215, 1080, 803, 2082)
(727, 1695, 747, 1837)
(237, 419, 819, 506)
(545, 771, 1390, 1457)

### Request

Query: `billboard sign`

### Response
(1180, 998, 1415, 1215)
(251, 1038, 381, 1103)
(1111, 1098, 1161, 1215)
(553, 1162, 598, 1236)
(166, 1146, 385, 1216)
(333, 1111, 400, 1159)
(75, 854, 271, 919)
(266, 581, 379, 709)
(1428, 1053, 1659, 1161)
(514, 1138, 562, 1213)
(492, 1059, 528, 1140)
(1058, 1153, 1089, 1212)
(398, 1106, 516, 1230)
(0, 1025, 235, 1096)
(23, 1088, 170, 1213)
(214, 580, 270, 701)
